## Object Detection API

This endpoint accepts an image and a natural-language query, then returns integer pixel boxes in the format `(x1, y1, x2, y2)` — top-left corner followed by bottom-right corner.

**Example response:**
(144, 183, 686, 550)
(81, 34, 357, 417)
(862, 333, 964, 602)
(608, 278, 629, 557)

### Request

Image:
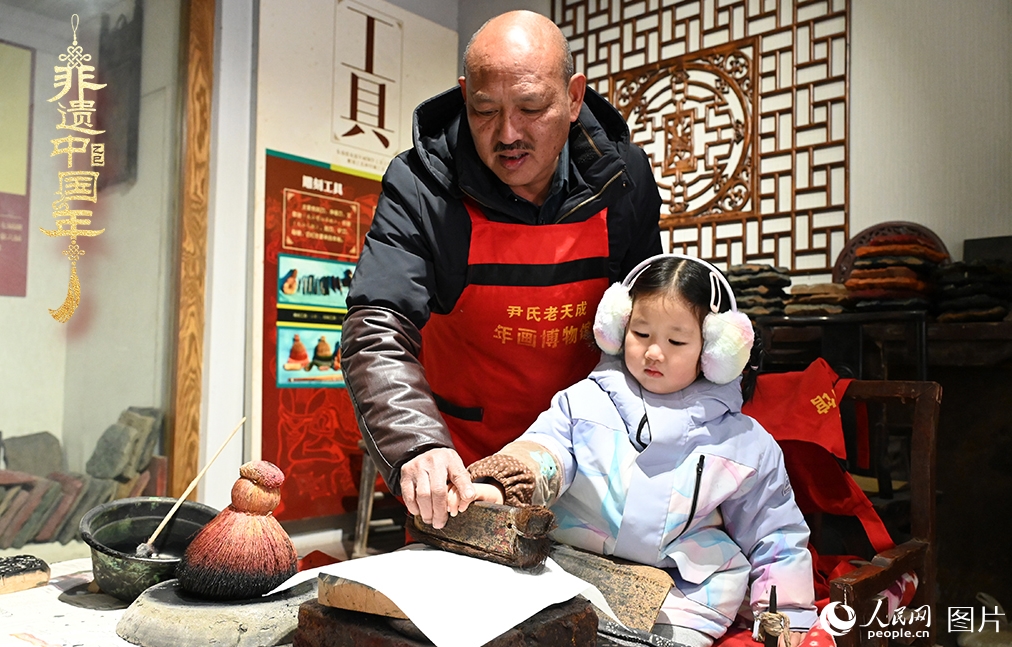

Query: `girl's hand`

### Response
(789, 631, 805, 647)
(446, 482, 504, 514)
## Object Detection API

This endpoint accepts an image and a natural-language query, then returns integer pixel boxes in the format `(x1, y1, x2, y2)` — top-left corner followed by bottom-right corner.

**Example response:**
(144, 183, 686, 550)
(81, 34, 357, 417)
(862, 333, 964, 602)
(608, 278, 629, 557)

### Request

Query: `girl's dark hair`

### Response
(628, 257, 763, 402)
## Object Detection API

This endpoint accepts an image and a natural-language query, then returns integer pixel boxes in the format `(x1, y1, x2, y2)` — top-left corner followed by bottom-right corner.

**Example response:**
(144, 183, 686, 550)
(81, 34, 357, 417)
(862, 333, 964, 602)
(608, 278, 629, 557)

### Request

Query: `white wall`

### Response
(200, 0, 462, 508)
(249, 0, 458, 454)
(850, 0, 1012, 260)
(0, 2, 181, 471)
(59, 1, 182, 471)
(199, 0, 256, 508)
(0, 6, 72, 442)
(385, 0, 457, 32)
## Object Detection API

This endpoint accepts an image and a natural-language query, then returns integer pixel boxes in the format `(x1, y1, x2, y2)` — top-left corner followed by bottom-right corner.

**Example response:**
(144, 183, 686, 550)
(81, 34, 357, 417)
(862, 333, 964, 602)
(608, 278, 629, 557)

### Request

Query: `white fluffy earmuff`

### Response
(592, 254, 755, 384)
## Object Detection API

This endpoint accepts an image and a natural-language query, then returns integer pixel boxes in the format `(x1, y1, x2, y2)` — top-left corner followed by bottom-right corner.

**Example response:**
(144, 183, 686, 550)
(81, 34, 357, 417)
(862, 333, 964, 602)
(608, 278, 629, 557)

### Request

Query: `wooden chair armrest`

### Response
(829, 540, 931, 647)
(831, 539, 928, 601)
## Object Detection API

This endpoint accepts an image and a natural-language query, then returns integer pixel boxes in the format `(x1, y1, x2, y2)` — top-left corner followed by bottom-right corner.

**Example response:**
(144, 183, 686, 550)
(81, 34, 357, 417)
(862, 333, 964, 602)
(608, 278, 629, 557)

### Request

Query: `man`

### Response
(341, 10, 662, 529)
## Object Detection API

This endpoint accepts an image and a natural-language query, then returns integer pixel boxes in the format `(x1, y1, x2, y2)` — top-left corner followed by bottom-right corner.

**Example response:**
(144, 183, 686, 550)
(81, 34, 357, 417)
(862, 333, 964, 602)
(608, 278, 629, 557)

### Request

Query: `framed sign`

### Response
(261, 149, 380, 521)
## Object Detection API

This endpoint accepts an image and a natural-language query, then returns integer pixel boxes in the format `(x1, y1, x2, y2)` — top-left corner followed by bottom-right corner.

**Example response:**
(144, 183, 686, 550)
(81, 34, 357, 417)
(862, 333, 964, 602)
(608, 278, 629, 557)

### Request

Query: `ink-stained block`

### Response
(293, 597, 597, 647)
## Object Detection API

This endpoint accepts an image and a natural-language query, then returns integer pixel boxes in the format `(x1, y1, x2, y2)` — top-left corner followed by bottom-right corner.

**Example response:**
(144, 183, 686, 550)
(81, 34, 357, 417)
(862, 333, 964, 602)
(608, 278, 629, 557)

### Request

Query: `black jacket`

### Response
(341, 86, 661, 492)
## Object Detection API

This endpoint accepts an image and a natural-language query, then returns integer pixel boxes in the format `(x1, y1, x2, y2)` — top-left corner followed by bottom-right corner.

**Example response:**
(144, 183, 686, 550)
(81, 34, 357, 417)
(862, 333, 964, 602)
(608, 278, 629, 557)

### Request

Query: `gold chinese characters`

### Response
(42, 14, 106, 322)
(493, 302, 593, 348)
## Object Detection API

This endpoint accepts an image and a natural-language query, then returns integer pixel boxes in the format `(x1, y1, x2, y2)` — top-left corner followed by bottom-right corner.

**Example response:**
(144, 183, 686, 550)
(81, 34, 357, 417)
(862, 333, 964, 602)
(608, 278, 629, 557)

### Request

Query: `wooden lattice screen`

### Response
(553, 0, 849, 274)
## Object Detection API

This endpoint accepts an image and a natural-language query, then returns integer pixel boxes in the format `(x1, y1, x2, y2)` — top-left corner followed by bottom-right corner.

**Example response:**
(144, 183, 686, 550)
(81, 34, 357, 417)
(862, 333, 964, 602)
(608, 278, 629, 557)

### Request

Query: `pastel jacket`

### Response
(509, 355, 818, 631)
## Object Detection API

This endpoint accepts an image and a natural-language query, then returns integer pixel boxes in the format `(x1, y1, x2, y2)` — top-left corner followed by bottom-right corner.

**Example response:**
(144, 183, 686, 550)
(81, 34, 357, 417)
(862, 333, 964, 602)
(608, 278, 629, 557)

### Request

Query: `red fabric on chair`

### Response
(742, 359, 892, 553)
(716, 626, 762, 647)
(716, 624, 837, 647)
(802, 624, 839, 647)
(777, 440, 894, 554)
(736, 357, 906, 638)
(743, 358, 851, 460)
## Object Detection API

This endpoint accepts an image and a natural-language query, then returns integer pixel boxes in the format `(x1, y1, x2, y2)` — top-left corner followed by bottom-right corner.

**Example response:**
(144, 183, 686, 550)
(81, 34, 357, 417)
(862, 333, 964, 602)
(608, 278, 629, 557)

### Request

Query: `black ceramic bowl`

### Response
(80, 496, 218, 601)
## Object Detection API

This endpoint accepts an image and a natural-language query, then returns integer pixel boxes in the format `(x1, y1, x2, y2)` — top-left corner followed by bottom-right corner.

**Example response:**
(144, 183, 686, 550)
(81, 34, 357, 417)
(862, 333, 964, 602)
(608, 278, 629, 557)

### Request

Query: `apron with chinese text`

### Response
(420, 200, 610, 466)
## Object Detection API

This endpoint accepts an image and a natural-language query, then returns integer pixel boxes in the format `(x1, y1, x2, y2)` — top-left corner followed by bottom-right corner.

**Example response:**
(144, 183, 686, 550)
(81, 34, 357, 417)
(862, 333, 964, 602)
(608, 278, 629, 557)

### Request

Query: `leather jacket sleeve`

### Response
(340, 305, 453, 495)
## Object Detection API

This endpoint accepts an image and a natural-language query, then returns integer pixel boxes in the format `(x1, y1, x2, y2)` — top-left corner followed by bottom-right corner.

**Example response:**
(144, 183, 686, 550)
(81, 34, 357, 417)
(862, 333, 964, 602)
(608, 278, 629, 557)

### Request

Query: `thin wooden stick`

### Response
(140, 417, 246, 552)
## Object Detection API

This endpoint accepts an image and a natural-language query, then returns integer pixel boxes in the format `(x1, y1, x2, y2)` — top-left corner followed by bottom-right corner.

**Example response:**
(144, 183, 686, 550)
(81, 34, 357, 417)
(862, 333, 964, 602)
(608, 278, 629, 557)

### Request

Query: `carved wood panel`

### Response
(170, 0, 214, 498)
(554, 0, 850, 274)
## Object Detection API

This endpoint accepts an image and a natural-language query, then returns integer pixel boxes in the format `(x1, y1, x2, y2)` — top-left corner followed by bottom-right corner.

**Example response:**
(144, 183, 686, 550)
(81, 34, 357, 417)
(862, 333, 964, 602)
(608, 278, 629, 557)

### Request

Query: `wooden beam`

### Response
(169, 0, 214, 498)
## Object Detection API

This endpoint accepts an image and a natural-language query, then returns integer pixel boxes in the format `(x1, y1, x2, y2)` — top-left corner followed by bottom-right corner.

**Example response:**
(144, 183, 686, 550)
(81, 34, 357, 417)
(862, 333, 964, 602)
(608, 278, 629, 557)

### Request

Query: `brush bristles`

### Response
(511, 506, 556, 537)
(176, 507, 298, 600)
(176, 460, 296, 601)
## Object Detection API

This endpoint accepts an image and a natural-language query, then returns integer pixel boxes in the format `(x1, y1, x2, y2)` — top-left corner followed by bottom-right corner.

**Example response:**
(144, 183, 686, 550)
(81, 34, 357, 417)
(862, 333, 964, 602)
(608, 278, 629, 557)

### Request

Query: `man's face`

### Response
(459, 62, 585, 205)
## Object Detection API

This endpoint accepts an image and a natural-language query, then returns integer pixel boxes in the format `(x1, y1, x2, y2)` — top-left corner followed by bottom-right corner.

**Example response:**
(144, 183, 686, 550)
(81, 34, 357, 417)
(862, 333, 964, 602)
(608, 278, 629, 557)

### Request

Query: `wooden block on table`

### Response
(115, 474, 141, 500)
(57, 476, 113, 545)
(85, 424, 139, 481)
(127, 406, 163, 474)
(317, 573, 408, 619)
(0, 488, 29, 539)
(293, 596, 597, 647)
(0, 470, 37, 487)
(0, 479, 48, 549)
(0, 473, 34, 526)
(142, 456, 168, 496)
(34, 473, 86, 543)
(94, 477, 118, 507)
(1, 433, 63, 478)
(408, 501, 555, 570)
(0, 555, 50, 595)
(49, 474, 90, 543)
(118, 409, 157, 475)
(549, 543, 673, 632)
(128, 470, 151, 498)
(0, 486, 23, 519)
(12, 479, 62, 548)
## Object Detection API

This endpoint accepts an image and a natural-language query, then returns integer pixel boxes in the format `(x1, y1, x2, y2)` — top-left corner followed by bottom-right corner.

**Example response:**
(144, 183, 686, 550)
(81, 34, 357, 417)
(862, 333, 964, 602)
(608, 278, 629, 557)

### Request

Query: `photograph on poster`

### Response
(276, 325, 344, 389)
(277, 253, 355, 310)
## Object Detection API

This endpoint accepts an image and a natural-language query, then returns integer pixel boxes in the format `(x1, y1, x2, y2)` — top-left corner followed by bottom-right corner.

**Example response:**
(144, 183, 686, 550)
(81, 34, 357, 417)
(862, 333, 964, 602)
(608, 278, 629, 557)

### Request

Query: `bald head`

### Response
(463, 11, 575, 84)
(457, 11, 586, 205)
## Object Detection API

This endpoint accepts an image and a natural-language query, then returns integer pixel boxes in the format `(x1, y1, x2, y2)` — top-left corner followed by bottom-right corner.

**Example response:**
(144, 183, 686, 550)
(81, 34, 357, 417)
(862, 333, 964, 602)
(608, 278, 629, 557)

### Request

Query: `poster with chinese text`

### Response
(262, 149, 379, 521)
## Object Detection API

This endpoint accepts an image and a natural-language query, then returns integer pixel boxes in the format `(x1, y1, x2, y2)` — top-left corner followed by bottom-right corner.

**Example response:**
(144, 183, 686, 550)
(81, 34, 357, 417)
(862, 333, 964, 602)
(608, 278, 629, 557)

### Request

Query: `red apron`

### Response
(420, 201, 610, 466)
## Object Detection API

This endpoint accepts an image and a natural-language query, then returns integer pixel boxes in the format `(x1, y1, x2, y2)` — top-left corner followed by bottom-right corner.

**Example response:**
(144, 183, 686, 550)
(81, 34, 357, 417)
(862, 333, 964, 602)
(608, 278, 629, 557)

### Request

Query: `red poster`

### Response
(262, 149, 380, 521)
(0, 40, 34, 298)
(0, 192, 29, 297)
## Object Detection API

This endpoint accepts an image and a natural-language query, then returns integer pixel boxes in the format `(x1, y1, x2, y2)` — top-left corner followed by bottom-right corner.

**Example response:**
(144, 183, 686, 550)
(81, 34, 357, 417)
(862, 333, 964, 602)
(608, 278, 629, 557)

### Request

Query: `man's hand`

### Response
(400, 448, 475, 529)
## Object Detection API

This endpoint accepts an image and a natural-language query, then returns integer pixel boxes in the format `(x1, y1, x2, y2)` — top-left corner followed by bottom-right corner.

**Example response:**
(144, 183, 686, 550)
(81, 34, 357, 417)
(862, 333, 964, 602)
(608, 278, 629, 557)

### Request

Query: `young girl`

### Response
(456, 254, 817, 647)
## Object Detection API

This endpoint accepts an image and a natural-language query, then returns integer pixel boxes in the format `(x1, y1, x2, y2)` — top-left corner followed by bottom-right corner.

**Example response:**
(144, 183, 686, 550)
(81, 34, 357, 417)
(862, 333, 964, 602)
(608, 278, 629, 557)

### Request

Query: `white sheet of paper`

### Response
(0, 558, 136, 647)
(268, 544, 619, 647)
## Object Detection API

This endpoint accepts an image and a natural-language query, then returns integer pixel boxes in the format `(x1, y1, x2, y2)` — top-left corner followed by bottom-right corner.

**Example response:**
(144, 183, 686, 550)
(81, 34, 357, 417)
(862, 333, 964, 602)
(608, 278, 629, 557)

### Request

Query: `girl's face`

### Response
(623, 293, 703, 395)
